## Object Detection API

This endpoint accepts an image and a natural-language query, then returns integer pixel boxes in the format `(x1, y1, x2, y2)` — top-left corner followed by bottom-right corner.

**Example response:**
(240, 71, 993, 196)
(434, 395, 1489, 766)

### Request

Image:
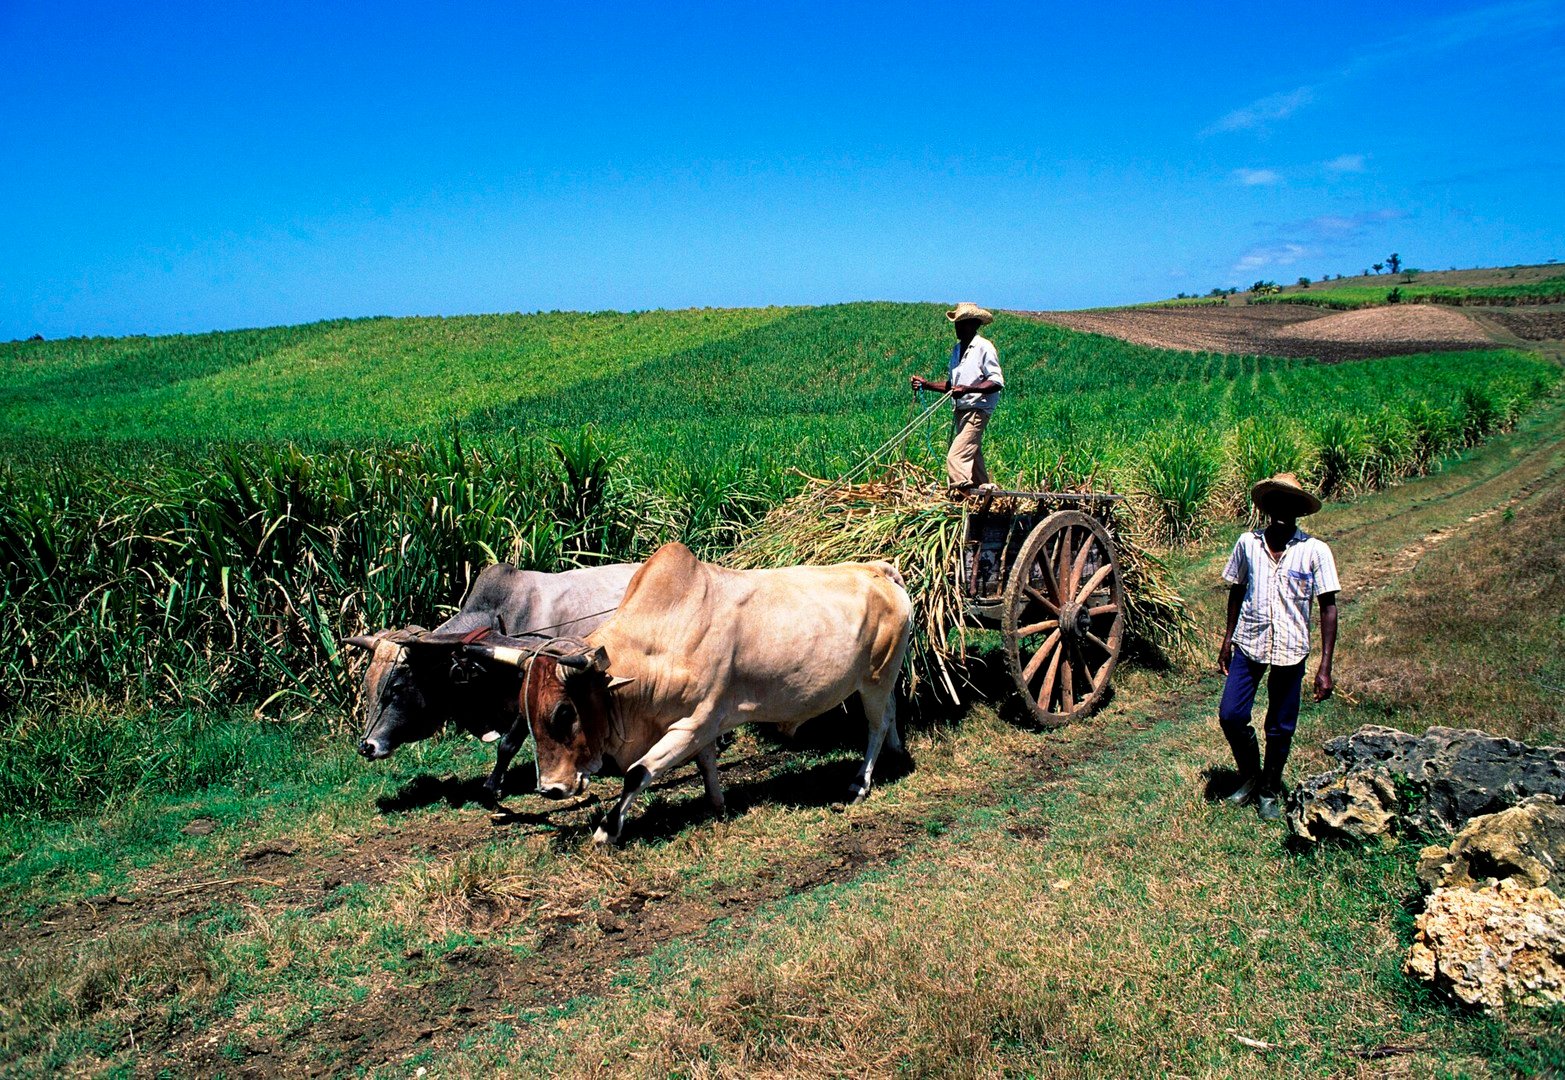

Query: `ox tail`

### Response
(867, 593, 914, 686)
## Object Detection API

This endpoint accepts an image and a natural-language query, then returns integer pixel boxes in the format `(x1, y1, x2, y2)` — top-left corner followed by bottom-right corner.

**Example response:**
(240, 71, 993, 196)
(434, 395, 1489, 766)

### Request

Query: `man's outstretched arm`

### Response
(910, 376, 1000, 394)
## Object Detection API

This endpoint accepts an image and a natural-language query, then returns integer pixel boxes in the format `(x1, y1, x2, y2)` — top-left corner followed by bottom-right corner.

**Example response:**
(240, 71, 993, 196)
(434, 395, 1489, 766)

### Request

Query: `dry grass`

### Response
(1337, 479, 1565, 745)
(0, 924, 225, 1067)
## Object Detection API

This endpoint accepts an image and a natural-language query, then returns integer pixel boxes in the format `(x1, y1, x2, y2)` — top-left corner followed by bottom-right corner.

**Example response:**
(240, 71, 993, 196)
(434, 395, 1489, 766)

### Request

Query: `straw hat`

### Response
(945, 301, 994, 325)
(1251, 472, 1322, 518)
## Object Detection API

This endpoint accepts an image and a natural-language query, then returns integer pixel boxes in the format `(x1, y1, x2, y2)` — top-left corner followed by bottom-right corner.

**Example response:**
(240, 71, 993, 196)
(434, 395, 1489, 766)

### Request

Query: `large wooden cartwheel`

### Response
(1001, 510, 1125, 725)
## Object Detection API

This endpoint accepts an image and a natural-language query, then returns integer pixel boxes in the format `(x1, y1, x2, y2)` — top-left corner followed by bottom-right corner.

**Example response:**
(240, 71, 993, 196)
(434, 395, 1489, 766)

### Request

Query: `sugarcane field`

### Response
(4, 6, 1565, 1077)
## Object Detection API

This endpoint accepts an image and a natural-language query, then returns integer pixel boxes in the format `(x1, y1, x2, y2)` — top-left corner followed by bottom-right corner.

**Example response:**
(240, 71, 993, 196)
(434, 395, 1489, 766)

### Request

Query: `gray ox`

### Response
(342, 561, 640, 800)
(470, 542, 913, 843)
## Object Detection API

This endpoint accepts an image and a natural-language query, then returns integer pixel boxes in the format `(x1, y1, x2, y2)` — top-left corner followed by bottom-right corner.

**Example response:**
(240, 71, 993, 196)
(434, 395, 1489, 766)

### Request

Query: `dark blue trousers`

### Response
(1219, 650, 1306, 740)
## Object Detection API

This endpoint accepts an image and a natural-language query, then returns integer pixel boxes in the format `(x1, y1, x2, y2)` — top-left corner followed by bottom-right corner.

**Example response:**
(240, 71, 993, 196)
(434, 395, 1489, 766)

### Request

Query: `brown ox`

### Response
(515, 542, 913, 843)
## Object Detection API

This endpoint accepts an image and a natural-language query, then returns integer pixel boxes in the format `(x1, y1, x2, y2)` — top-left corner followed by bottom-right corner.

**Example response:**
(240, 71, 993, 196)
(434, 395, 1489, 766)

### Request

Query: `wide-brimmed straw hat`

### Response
(945, 301, 994, 325)
(1251, 472, 1322, 518)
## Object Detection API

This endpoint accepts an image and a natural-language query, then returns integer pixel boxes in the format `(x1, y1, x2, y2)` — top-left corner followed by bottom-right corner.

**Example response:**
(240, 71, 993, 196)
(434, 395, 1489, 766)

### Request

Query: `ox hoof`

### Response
(847, 783, 872, 805)
(592, 825, 619, 845)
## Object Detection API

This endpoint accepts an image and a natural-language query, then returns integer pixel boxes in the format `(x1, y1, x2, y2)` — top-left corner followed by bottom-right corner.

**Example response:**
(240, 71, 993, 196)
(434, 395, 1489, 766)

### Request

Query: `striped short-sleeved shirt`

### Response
(948, 335, 1004, 412)
(1222, 527, 1340, 667)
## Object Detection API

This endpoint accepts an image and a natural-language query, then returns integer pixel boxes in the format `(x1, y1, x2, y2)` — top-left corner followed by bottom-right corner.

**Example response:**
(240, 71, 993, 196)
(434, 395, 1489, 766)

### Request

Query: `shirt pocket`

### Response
(1282, 569, 1313, 602)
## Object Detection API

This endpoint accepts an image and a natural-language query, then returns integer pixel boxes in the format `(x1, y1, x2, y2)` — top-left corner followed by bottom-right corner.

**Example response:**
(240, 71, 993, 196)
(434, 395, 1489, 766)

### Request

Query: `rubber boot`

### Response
(1223, 726, 1262, 805)
(1256, 733, 1293, 822)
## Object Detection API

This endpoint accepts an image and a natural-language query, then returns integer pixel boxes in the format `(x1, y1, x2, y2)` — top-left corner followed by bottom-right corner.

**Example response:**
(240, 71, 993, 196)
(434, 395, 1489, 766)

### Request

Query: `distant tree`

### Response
(1297, 276, 1312, 288)
(1208, 287, 1225, 297)
(1177, 292, 1188, 299)
(1402, 269, 1418, 283)
(1249, 279, 1281, 295)
(1387, 253, 1402, 275)
(1373, 263, 1385, 275)
(1363, 268, 1370, 277)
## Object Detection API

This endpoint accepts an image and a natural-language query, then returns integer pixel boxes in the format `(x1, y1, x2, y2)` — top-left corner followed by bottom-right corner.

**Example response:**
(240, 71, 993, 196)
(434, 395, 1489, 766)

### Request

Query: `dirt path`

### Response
(1016, 304, 1504, 361)
(168, 728, 1134, 1077)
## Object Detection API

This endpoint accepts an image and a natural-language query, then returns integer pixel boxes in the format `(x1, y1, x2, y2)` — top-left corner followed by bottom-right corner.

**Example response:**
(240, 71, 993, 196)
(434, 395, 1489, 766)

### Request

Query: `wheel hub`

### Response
(1057, 601, 1090, 640)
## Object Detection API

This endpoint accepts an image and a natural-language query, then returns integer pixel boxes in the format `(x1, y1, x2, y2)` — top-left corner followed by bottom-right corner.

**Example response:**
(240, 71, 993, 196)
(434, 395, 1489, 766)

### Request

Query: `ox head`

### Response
(519, 645, 631, 799)
(342, 627, 482, 760)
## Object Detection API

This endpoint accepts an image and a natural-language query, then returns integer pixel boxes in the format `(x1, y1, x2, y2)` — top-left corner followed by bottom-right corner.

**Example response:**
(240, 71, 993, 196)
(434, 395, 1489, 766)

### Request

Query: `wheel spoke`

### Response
(1075, 561, 1115, 605)
(1017, 617, 1058, 638)
(1059, 650, 1075, 713)
(1085, 631, 1113, 655)
(1021, 630, 1060, 684)
(1069, 532, 1094, 594)
(1055, 529, 1075, 600)
(1087, 603, 1119, 617)
(1037, 642, 1063, 709)
(1089, 653, 1114, 692)
(1024, 585, 1059, 614)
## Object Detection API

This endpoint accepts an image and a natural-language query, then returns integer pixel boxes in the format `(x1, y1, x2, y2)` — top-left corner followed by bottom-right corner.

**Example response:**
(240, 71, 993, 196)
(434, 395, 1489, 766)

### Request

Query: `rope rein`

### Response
(812, 387, 953, 501)
(511, 606, 618, 638)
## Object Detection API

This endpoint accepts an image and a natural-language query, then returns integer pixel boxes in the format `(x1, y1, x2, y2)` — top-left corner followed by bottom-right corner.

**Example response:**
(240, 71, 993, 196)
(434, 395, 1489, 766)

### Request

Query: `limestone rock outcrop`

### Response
(1417, 795, 1565, 894)
(1287, 725, 1565, 844)
(1286, 765, 1400, 844)
(1405, 879, 1565, 1011)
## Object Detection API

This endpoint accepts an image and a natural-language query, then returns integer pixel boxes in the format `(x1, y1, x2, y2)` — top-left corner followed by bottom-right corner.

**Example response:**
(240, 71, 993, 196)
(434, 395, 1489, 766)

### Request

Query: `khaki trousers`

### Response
(946, 408, 992, 489)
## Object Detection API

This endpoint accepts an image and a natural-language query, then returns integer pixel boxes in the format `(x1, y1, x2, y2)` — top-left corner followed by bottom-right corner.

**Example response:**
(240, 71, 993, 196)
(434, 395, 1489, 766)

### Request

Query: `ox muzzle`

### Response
(537, 772, 592, 799)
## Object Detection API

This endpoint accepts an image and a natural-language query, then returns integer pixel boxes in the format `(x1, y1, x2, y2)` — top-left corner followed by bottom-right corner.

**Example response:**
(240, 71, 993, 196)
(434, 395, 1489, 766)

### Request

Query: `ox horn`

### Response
(341, 633, 385, 652)
(556, 645, 609, 674)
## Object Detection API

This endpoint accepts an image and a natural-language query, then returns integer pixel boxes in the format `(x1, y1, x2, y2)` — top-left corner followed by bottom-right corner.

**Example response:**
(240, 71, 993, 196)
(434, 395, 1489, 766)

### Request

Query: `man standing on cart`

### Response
(910, 302, 1005, 497)
(1216, 472, 1339, 822)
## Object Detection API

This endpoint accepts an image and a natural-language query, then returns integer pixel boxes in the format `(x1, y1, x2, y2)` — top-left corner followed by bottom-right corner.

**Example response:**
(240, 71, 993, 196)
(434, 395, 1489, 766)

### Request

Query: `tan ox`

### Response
(514, 542, 913, 843)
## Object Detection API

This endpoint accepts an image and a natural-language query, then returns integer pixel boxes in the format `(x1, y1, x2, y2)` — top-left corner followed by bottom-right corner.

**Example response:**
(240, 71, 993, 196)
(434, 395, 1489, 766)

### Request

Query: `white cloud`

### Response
(1201, 2, 1565, 138)
(1290, 208, 1405, 240)
(1229, 207, 1404, 276)
(1233, 243, 1312, 274)
(1202, 87, 1314, 136)
(1232, 167, 1282, 186)
(1323, 154, 1366, 173)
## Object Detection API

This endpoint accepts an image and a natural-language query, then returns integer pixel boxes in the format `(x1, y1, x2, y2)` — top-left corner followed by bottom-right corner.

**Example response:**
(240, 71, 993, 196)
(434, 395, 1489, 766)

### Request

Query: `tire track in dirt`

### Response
(1320, 409, 1565, 606)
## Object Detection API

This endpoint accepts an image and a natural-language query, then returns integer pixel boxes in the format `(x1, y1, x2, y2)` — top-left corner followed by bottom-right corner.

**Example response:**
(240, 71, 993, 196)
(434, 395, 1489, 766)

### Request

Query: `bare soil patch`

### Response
(1017, 304, 1500, 361)
(1481, 308, 1565, 342)
(1271, 305, 1491, 346)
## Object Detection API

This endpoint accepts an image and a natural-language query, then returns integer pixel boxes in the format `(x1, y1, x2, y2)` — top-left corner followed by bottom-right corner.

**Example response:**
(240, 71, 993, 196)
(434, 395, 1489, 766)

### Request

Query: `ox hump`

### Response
(867, 560, 906, 589)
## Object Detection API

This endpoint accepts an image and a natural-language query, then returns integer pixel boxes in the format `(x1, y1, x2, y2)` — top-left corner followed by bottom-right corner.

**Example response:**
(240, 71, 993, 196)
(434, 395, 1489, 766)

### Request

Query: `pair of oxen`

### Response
(344, 542, 913, 843)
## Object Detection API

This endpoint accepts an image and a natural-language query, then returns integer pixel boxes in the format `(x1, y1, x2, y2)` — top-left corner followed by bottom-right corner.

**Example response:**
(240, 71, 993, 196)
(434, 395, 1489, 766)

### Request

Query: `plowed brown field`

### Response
(1016, 303, 1505, 361)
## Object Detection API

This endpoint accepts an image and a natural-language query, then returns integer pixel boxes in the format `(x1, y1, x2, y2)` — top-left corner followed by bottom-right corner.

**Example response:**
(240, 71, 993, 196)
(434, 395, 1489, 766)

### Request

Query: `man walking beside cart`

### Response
(910, 301, 1005, 497)
(1216, 472, 1339, 822)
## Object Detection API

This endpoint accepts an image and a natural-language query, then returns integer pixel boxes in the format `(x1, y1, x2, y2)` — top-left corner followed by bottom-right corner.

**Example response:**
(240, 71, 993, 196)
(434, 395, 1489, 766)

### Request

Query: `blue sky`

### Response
(2, 0, 1562, 339)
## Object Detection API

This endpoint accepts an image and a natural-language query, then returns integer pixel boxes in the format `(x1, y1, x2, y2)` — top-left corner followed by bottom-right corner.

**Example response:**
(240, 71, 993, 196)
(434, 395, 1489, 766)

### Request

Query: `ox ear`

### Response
(341, 633, 384, 653)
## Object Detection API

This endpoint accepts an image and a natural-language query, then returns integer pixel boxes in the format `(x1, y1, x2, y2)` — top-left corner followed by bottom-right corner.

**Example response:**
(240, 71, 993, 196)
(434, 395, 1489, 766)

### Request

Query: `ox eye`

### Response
(548, 701, 576, 735)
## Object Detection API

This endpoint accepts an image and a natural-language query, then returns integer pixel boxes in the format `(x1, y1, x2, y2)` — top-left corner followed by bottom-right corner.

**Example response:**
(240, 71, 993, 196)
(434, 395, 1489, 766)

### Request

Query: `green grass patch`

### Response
(1252, 275, 1565, 310)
